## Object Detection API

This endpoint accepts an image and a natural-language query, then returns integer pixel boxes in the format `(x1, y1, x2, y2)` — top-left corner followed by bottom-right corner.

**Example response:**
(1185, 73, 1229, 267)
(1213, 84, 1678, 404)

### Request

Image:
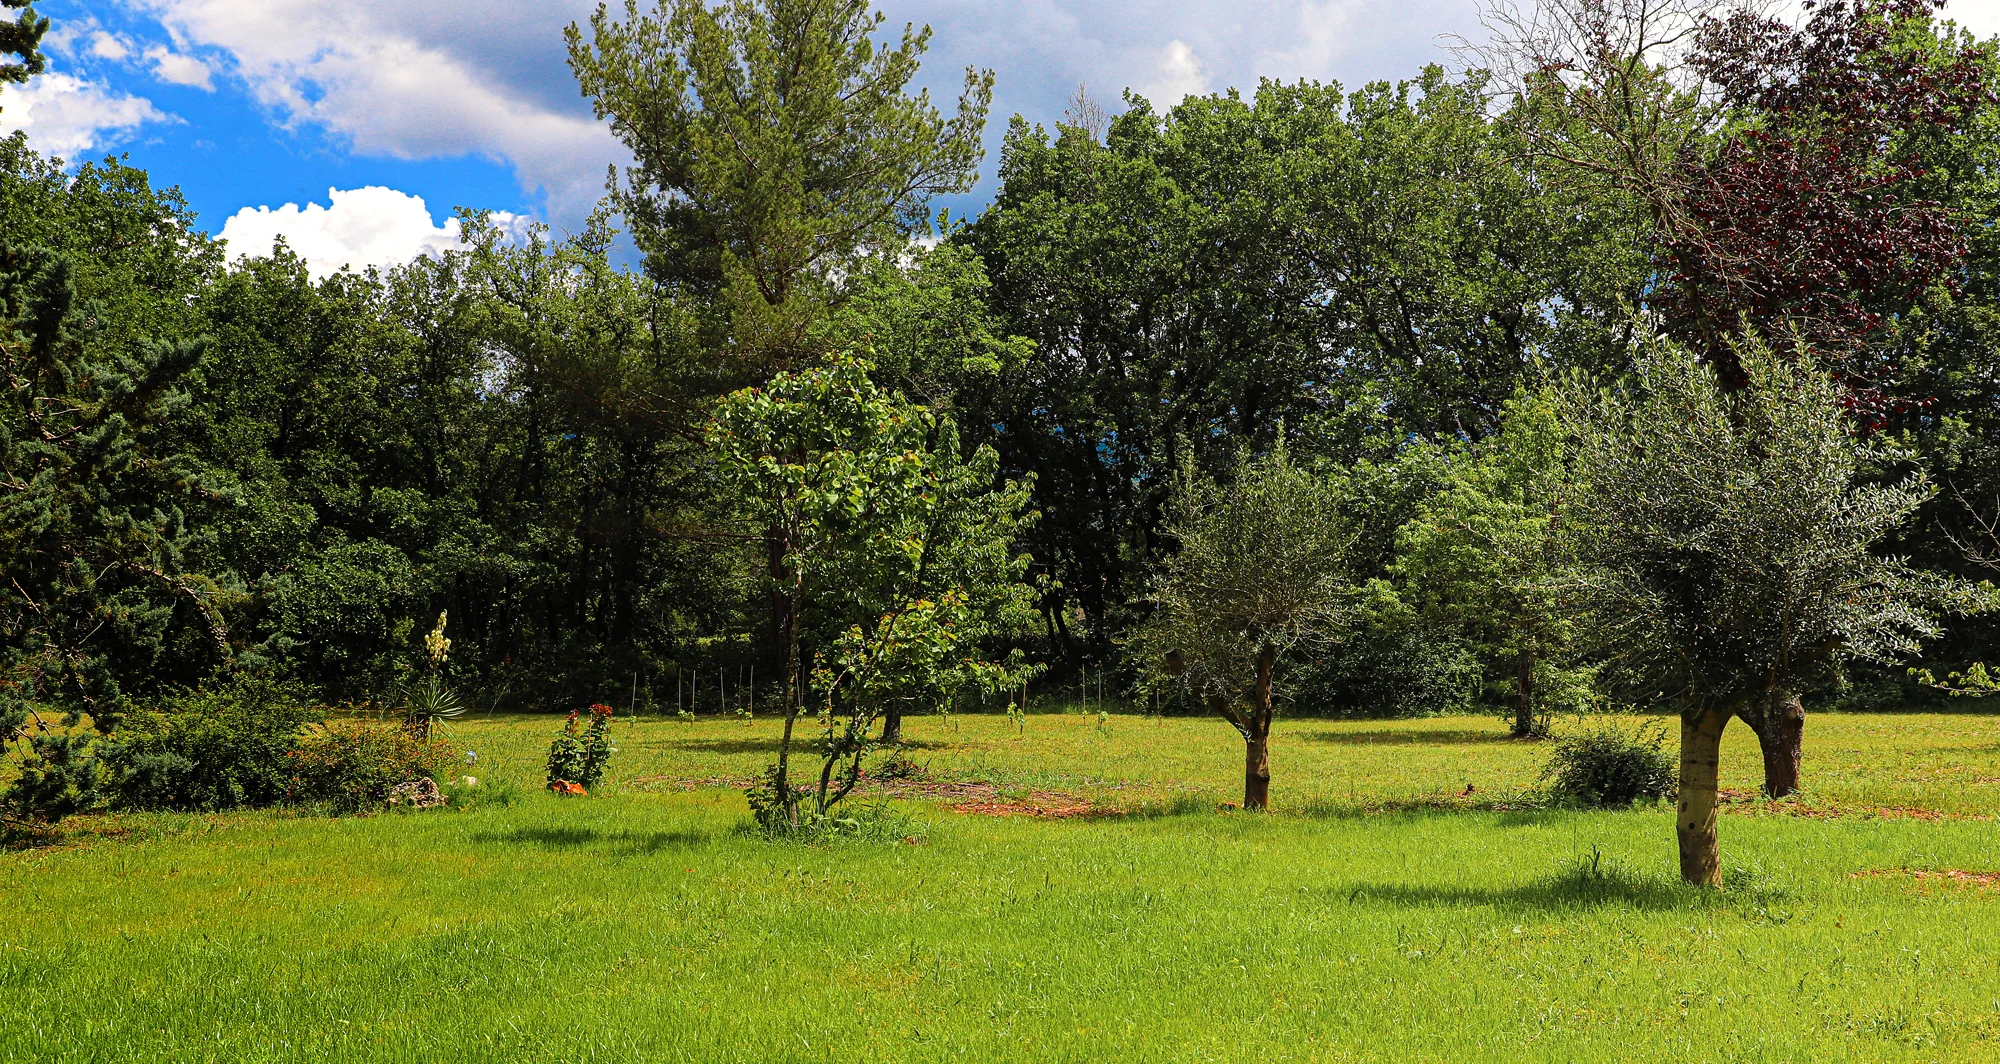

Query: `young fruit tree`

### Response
(805, 586, 1029, 824)
(1396, 390, 1577, 738)
(1560, 332, 1982, 885)
(709, 354, 1035, 831)
(1132, 440, 1358, 810)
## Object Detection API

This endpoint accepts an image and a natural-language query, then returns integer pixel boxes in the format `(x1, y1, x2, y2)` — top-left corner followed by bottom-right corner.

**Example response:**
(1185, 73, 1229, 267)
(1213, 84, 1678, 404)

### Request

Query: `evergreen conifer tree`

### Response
(1, 1, 47, 92)
(1, 242, 229, 819)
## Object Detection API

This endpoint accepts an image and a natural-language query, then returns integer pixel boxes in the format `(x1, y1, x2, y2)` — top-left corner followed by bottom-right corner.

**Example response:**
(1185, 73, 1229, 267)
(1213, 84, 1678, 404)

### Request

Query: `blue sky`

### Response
(8, 1, 2000, 278)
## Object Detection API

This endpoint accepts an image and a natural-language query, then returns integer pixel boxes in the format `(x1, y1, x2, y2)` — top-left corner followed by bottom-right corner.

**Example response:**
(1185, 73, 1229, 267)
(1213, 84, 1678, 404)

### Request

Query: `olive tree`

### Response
(1132, 441, 1358, 810)
(1561, 332, 1975, 885)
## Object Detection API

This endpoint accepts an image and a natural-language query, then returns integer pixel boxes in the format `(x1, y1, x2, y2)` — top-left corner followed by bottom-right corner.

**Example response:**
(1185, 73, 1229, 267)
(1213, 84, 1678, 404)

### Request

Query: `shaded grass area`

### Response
(7, 710, 2000, 1062)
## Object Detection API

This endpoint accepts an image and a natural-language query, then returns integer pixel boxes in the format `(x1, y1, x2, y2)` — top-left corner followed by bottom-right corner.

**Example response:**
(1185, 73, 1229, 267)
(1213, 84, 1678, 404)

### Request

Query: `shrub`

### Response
(2, 733, 106, 824)
(1541, 719, 1678, 808)
(545, 704, 616, 792)
(287, 720, 456, 814)
(100, 680, 324, 812)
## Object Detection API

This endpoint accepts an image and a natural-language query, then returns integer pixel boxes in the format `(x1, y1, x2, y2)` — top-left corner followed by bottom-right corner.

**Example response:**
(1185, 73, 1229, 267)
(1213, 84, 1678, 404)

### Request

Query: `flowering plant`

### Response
(403, 612, 465, 740)
(545, 703, 616, 793)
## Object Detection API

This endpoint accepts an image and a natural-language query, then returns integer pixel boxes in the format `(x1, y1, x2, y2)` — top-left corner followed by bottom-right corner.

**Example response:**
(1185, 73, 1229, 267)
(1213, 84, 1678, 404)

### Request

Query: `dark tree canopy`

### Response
(1665, 0, 1995, 408)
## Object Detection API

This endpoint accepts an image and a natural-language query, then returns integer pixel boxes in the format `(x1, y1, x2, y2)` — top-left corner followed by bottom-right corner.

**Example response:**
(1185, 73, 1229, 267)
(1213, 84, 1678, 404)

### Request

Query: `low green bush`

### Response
(1540, 719, 1677, 808)
(101, 680, 323, 812)
(286, 720, 457, 814)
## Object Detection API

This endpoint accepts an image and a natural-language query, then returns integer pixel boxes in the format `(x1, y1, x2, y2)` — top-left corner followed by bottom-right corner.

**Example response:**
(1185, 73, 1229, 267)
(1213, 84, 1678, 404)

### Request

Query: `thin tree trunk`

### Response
(1752, 688, 1804, 799)
(881, 708, 903, 745)
(773, 575, 803, 827)
(1244, 643, 1277, 810)
(1676, 705, 1731, 887)
(1513, 646, 1536, 738)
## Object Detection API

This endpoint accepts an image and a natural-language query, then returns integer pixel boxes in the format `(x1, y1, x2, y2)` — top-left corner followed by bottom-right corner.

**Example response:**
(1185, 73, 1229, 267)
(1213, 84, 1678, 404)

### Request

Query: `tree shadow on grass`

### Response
(475, 826, 711, 855)
(1293, 798, 1568, 825)
(1338, 856, 1786, 913)
(670, 737, 786, 754)
(1302, 728, 1517, 746)
(671, 736, 948, 755)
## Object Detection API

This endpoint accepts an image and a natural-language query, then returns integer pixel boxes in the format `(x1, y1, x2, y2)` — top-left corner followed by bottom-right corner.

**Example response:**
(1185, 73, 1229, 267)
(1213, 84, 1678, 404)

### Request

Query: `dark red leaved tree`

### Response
(1660, 0, 1991, 422)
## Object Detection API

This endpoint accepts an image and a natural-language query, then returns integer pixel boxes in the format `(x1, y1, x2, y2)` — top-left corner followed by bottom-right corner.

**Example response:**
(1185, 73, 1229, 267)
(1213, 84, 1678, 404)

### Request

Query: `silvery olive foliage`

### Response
(1558, 330, 1983, 714)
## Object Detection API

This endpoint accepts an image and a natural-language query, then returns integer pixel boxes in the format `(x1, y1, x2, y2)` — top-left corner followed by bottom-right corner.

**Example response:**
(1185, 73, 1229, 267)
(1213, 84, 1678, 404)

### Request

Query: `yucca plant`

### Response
(402, 612, 465, 741)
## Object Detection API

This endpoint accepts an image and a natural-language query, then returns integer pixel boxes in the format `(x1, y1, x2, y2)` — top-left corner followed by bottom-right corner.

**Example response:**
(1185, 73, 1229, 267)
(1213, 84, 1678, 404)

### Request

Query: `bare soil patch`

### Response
(1852, 869, 2000, 890)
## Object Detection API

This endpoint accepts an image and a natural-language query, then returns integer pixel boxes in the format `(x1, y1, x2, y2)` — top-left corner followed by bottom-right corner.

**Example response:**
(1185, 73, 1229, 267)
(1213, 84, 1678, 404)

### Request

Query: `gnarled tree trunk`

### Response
(880, 708, 903, 745)
(1676, 705, 1731, 887)
(1243, 642, 1277, 810)
(1244, 733, 1271, 810)
(1746, 688, 1804, 799)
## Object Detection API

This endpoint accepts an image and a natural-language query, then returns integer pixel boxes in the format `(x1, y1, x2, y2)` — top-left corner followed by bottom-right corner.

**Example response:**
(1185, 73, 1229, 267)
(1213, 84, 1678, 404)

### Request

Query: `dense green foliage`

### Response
(101, 680, 323, 812)
(7, 0, 2000, 841)
(1541, 719, 1679, 808)
(1133, 441, 1358, 807)
(708, 355, 1035, 827)
(567, 0, 993, 370)
(1561, 335, 1974, 741)
(1396, 391, 1581, 737)
(284, 720, 458, 814)
(0, 1, 45, 89)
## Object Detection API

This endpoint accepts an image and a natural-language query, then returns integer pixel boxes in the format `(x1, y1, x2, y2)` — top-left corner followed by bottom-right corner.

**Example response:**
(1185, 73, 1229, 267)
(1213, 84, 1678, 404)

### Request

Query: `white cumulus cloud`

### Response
(0, 70, 175, 159)
(219, 186, 465, 280)
(89, 32, 135, 61)
(1140, 40, 1210, 105)
(147, 46, 214, 90)
(135, 0, 624, 221)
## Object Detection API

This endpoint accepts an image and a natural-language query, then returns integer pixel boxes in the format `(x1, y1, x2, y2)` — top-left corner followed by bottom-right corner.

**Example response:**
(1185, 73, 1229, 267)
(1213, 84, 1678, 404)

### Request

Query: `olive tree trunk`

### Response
(1747, 689, 1804, 799)
(1243, 643, 1276, 810)
(1676, 705, 1731, 887)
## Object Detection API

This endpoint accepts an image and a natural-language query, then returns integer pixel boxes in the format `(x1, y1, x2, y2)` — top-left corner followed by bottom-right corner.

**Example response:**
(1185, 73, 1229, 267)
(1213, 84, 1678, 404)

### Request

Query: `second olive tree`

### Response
(1561, 332, 1980, 885)
(1133, 441, 1359, 810)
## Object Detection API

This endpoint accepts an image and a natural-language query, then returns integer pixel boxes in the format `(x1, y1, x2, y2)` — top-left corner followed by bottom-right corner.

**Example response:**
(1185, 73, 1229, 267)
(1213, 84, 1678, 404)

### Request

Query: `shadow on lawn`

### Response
(668, 737, 786, 754)
(475, 826, 711, 855)
(1341, 854, 1784, 913)
(670, 736, 949, 755)
(1303, 728, 1516, 746)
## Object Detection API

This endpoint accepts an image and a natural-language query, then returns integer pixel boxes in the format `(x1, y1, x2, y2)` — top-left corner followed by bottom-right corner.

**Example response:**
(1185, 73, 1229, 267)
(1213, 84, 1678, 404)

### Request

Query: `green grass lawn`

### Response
(8, 708, 2000, 1062)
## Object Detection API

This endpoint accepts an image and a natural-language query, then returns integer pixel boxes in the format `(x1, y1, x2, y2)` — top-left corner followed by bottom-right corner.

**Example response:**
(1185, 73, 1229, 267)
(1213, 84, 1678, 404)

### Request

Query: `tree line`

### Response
(5, 0, 2000, 879)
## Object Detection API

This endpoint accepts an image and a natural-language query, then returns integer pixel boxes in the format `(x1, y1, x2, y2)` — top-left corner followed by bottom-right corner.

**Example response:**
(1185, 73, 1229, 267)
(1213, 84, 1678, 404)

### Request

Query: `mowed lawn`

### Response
(8, 709, 2000, 1063)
